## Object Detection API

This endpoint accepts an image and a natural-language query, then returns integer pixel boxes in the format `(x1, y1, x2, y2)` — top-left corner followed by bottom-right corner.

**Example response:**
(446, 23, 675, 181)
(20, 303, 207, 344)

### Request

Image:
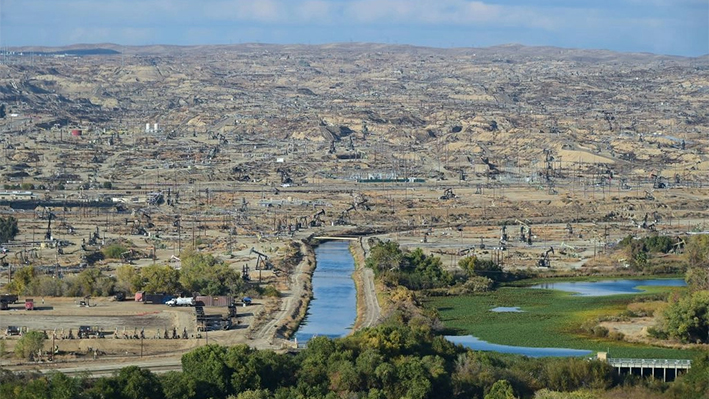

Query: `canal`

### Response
(295, 240, 357, 342)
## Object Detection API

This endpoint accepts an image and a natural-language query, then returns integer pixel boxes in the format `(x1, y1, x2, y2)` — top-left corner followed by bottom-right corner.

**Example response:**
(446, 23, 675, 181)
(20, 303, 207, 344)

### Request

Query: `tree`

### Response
(115, 366, 164, 399)
(179, 250, 242, 295)
(15, 330, 46, 360)
(685, 235, 709, 291)
(7, 266, 35, 295)
(0, 104, 5, 119)
(459, 256, 503, 281)
(365, 241, 404, 275)
(141, 264, 180, 294)
(663, 290, 709, 343)
(115, 265, 143, 293)
(102, 243, 127, 259)
(685, 234, 709, 268)
(668, 352, 709, 399)
(159, 371, 197, 399)
(485, 380, 517, 399)
(48, 372, 81, 399)
(181, 345, 231, 399)
(230, 390, 272, 399)
(75, 268, 114, 297)
(0, 216, 19, 243)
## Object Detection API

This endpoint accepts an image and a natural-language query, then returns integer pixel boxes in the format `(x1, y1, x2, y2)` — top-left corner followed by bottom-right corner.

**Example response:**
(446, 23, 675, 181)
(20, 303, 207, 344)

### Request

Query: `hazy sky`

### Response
(3, 0, 708, 56)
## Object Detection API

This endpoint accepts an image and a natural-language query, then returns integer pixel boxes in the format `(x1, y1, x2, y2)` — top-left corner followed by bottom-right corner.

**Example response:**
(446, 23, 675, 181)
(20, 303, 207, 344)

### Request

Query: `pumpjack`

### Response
(538, 247, 554, 267)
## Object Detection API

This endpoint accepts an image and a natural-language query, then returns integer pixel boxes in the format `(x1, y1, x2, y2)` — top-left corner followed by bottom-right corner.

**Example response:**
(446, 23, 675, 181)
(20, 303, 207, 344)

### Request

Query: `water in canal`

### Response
(530, 279, 686, 296)
(295, 240, 357, 343)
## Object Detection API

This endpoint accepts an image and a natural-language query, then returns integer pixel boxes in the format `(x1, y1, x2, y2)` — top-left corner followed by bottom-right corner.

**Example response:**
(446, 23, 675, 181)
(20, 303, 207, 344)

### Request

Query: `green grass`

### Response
(428, 286, 697, 359)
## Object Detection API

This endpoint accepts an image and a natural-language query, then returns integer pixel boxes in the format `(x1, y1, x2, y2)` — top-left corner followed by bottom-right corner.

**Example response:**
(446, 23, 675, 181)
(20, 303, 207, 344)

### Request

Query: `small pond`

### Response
(446, 335, 592, 357)
(530, 279, 686, 297)
(490, 307, 524, 313)
(295, 240, 357, 343)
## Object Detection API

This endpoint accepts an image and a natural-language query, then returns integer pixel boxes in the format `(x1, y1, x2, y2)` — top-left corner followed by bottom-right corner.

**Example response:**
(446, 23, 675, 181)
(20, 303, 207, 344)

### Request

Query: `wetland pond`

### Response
(295, 240, 357, 343)
(445, 279, 685, 357)
(530, 278, 686, 296)
(446, 335, 593, 357)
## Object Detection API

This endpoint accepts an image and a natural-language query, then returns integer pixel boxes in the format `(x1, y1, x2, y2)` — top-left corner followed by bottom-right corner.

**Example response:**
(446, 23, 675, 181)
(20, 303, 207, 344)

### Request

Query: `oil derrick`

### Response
(334, 205, 356, 226)
(480, 156, 498, 179)
(147, 192, 164, 206)
(42, 208, 57, 241)
(276, 167, 293, 184)
(310, 209, 325, 227)
(543, 148, 554, 183)
(440, 188, 456, 200)
(87, 226, 101, 246)
(353, 193, 371, 211)
(250, 248, 271, 281)
(516, 219, 533, 245)
(499, 225, 508, 246)
(538, 247, 554, 267)
(651, 173, 667, 189)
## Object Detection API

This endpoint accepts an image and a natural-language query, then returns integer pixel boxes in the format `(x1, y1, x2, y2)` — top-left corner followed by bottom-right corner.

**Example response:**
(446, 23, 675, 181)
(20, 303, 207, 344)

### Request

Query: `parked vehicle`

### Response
(166, 297, 195, 307)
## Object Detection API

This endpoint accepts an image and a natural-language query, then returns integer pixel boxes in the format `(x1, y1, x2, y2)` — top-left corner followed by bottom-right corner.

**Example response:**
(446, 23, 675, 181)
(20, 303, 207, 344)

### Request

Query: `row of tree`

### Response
(5, 250, 264, 298)
(651, 234, 709, 343)
(365, 240, 454, 290)
(2, 324, 708, 399)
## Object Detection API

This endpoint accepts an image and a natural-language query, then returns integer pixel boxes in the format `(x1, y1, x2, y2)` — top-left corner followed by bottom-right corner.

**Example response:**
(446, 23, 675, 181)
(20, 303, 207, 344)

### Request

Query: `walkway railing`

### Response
(606, 357, 691, 382)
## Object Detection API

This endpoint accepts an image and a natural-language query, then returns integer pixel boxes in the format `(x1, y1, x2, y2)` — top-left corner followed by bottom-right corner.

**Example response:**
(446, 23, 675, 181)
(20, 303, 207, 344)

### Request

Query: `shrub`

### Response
(591, 326, 609, 338)
(102, 243, 127, 259)
(261, 285, 280, 298)
(608, 331, 625, 341)
(647, 327, 668, 340)
(14, 331, 45, 360)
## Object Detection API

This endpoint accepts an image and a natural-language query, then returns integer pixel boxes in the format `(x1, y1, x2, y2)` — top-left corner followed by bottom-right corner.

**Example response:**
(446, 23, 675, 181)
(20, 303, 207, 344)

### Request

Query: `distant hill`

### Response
(20, 48, 121, 56)
(7, 42, 706, 63)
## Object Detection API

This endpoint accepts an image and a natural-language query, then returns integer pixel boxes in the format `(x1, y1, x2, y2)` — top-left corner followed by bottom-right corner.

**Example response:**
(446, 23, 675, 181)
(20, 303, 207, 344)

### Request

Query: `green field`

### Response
(428, 285, 696, 359)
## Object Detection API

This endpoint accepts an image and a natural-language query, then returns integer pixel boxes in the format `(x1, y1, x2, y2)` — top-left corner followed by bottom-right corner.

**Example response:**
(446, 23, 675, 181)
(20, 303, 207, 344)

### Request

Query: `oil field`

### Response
(0, 43, 707, 381)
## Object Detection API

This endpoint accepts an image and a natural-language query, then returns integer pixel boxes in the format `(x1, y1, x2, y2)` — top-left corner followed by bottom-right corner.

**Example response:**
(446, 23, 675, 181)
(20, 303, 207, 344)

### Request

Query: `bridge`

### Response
(313, 236, 359, 241)
(606, 357, 691, 382)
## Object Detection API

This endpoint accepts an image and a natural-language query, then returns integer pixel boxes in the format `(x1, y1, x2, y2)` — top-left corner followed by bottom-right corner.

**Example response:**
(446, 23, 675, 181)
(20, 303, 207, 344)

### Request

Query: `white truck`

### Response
(166, 297, 195, 307)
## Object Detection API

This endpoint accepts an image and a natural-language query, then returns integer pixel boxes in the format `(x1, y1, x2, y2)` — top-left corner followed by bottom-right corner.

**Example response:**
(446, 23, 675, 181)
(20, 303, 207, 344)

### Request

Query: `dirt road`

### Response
(355, 238, 381, 330)
(250, 240, 313, 348)
(359, 267, 381, 328)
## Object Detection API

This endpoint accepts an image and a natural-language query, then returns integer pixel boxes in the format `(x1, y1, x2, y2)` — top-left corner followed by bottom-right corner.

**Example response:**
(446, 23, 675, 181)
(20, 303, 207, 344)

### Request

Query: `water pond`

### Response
(530, 279, 685, 296)
(446, 335, 592, 357)
(490, 306, 523, 313)
(295, 240, 357, 342)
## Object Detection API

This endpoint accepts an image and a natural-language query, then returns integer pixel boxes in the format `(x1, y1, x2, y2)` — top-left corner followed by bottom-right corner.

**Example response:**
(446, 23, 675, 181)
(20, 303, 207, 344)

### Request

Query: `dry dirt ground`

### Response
(0, 242, 315, 374)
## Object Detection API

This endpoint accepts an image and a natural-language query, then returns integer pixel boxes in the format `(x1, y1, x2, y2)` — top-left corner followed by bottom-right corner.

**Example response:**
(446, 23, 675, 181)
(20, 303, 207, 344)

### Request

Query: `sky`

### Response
(2, 0, 707, 56)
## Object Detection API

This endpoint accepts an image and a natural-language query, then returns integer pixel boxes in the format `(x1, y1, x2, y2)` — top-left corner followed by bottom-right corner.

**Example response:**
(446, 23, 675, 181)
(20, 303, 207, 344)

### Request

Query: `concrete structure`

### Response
(0, 191, 36, 200)
(601, 353, 692, 382)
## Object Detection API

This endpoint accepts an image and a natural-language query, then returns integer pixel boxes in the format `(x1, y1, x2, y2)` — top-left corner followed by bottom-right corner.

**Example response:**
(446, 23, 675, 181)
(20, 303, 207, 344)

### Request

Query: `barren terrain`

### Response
(0, 43, 707, 372)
